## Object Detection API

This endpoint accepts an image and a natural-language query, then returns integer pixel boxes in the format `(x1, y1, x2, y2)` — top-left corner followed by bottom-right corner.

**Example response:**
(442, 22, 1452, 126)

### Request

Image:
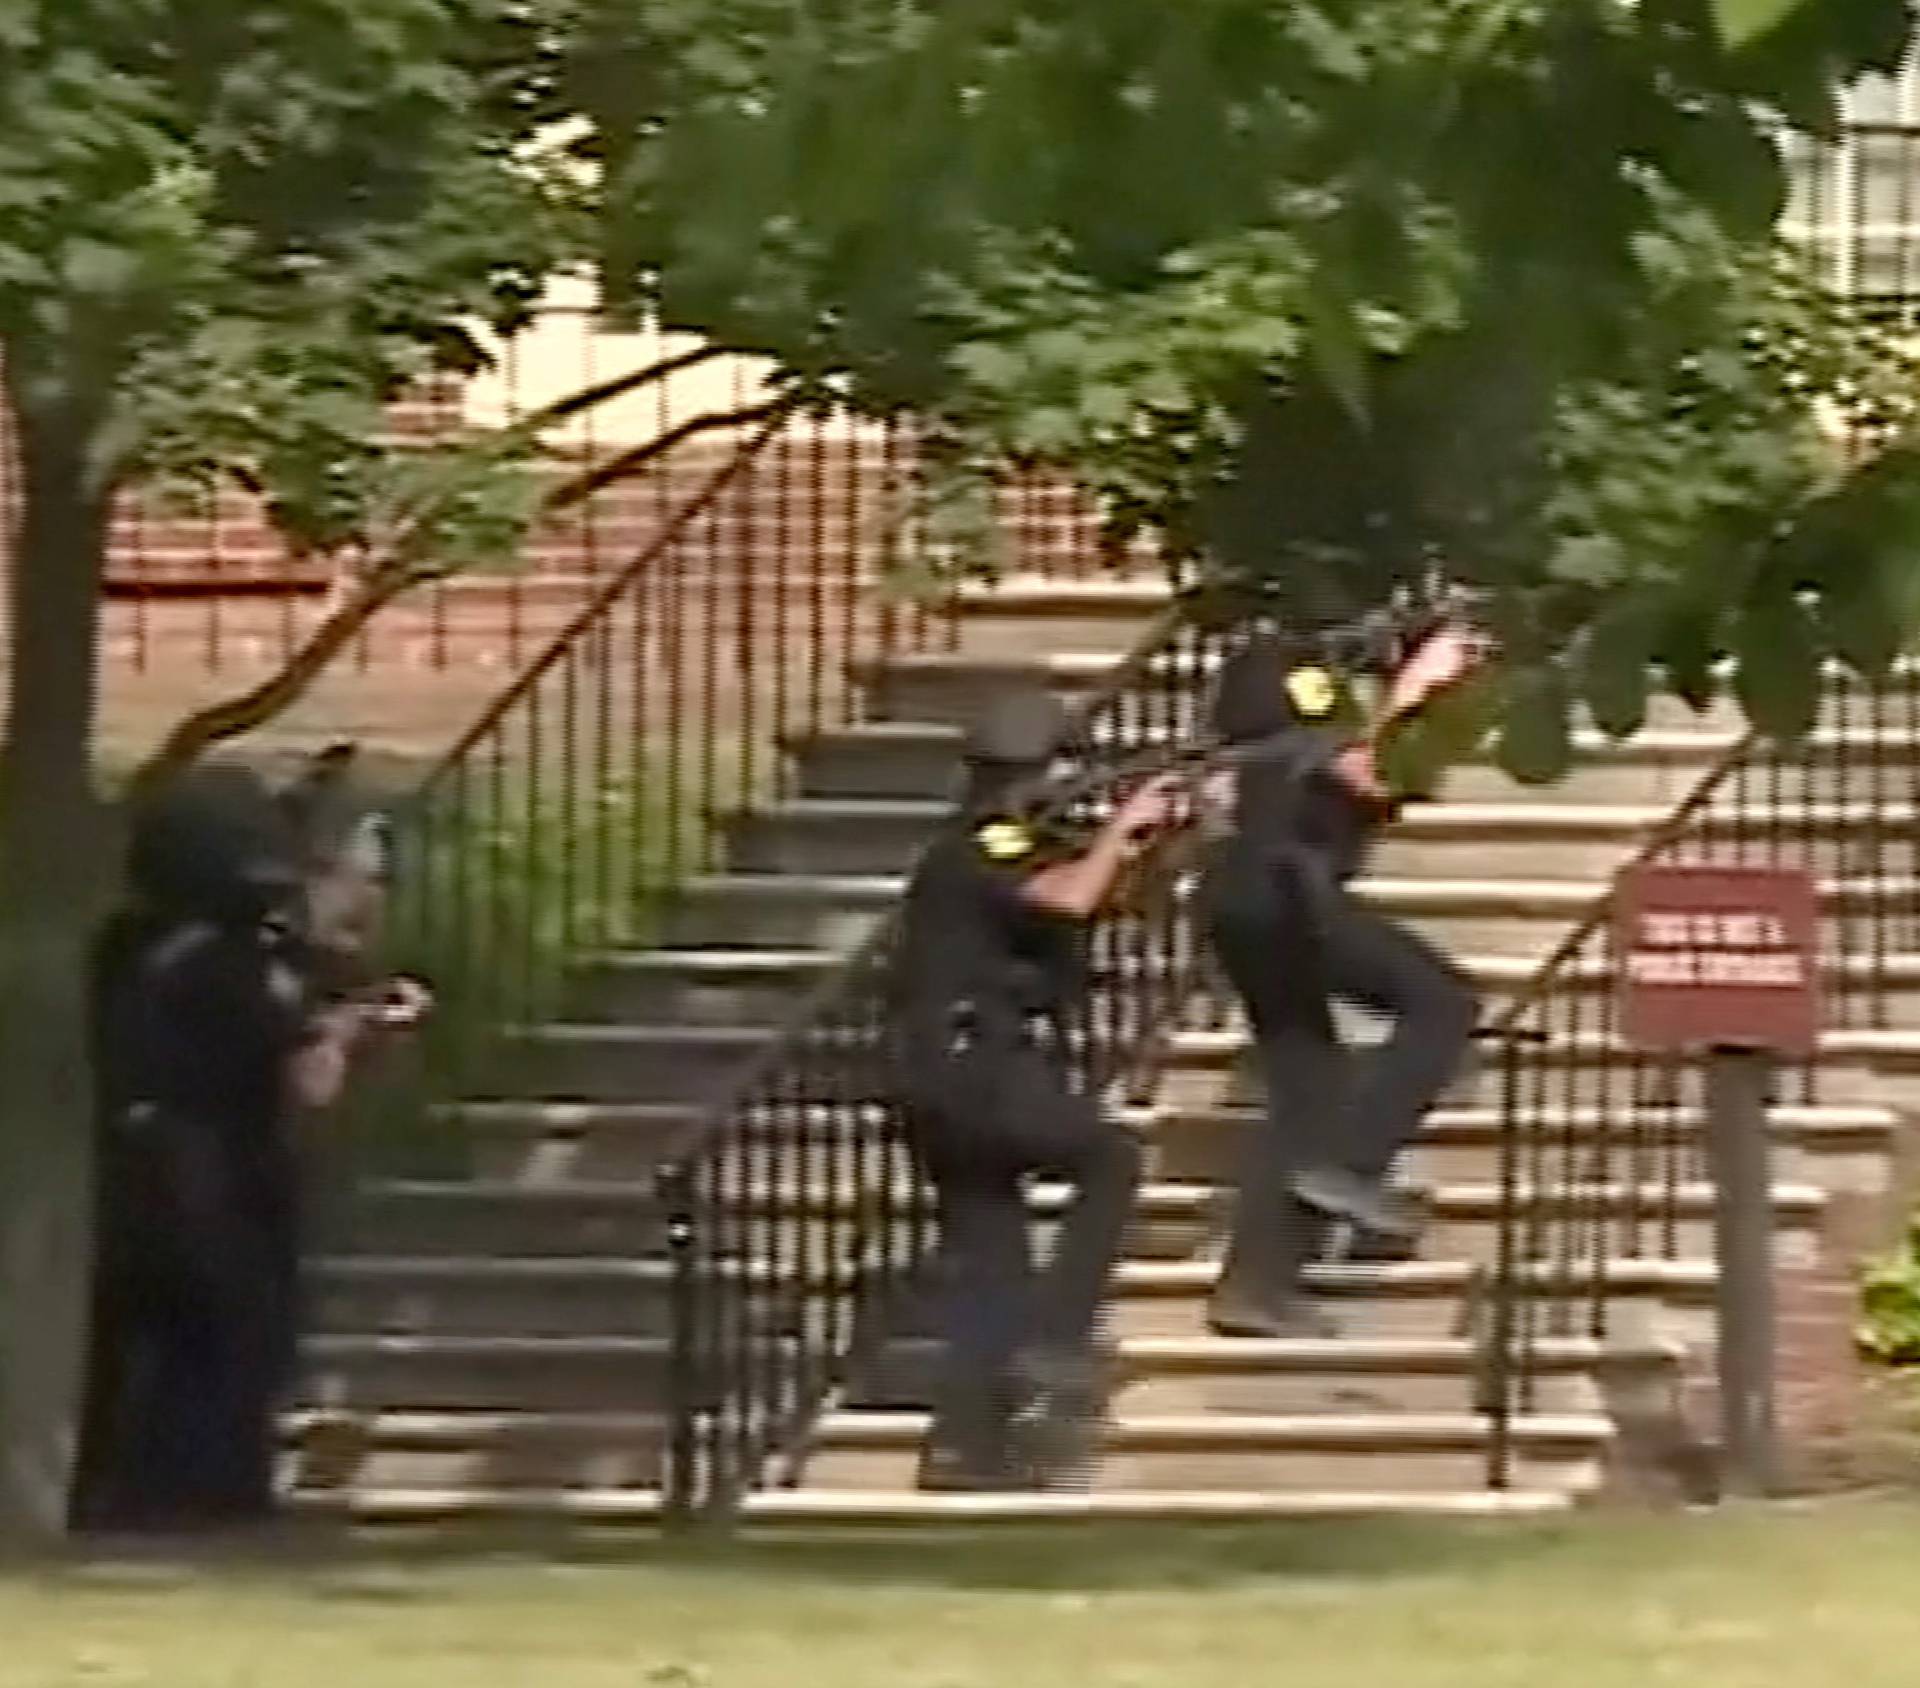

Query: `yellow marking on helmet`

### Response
(1286, 665, 1338, 719)
(975, 820, 1035, 861)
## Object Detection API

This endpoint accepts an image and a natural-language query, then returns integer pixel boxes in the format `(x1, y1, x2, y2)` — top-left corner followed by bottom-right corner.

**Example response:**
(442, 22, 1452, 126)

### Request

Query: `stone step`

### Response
(339, 1181, 675, 1259)
(1165, 1013, 1920, 1112)
(728, 768, 1920, 889)
(1111, 1257, 1716, 1343)
(1442, 732, 1733, 807)
(563, 947, 839, 1027)
(658, 868, 1594, 959)
(725, 798, 948, 877)
(315, 1167, 1791, 1348)
(790, 722, 966, 802)
(311, 1259, 674, 1343)
(1113, 1180, 1824, 1268)
(735, 1486, 1576, 1523)
(341, 1093, 1887, 1263)
(799, 1408, 1612, 1496)
(663, 873, 901, 949)
(855, 651, 1129, 727)
(288, 1336, 1645, 1497)
(432, 1100, 705, 1182)
(791, 722, 1920, 809)
(829, 1177, 1824, 1269)
(300, 1331, 671, 1409)
(663, 863, 1918, 963)
(948, 577, 1173, 658)
(859, 1334, 1652, 1419)
(312, 1250, 888, 1348)
(1580, 673, 1920, 737)
(1145, 1101, 1900, 1192)
(288, 1482, 1575, 1526)
(493, 1022, 780, 1104)
(1354, 873, 1919, 965)
(1445, 727, 1920, 806)
(718, 795, 1920, 884)
(1451, 948, 1920, 1005)
(1374, 801, 1920, 881)
(284, 1409, 668, 1494)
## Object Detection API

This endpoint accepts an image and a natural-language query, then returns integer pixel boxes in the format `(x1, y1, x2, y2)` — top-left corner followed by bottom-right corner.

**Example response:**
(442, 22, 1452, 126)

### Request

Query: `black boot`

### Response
(1207, 1287, 1339, 1340)
(917, 1379, 1038, 1493)
(1011, 1344, 1118, 1490)
(1291, 1164, 1427, 1240)
(915, 1437, 1037, 1493)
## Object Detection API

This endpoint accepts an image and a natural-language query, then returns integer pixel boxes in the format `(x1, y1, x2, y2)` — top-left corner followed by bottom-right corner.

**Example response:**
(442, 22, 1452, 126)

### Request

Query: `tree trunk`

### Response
(0, 390, 111, 1545)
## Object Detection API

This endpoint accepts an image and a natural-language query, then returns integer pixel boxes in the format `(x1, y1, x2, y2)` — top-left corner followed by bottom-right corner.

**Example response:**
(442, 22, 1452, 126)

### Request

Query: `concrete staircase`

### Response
(291, 591, 1920, 1526)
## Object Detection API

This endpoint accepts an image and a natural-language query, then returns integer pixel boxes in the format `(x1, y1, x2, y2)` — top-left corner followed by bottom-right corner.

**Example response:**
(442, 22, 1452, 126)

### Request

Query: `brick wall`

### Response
(2, 409, 1125, 764)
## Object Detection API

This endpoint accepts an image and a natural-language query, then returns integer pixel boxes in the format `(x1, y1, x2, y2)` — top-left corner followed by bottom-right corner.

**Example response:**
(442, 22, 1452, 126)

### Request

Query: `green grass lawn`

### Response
(9, 1499, 1920, 1687)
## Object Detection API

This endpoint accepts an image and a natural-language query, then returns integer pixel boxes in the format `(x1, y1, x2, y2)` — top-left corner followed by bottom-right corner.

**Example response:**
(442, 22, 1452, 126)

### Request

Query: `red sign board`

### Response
(1614, 865, 1821, 1057)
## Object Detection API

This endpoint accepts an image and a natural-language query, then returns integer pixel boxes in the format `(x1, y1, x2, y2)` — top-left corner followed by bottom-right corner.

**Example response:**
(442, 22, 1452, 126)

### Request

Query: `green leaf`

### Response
(1711, 0, 1810, 48)
(1820, 569, 1906, 682)
(1080, 383, 1132, 428)
(1302, 280, 1369, 425)
(955, 340, 1025, 390)
(1378, 666, 1501, 800)
(1580, 598, 1660, 741)
(1733, 592, 1820, 741)
(1137, 366, 1191, 412)
(1652, 103, 1786, 239)
(61, 238, 139, 300)
(1496, 663, 1574, 786)
(1548, 534, 1627, 590)
(1658, 605, 1722, 714)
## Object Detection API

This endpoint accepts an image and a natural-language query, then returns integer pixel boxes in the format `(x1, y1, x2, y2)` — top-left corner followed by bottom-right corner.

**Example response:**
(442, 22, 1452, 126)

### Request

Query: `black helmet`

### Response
(1211, 635, 1298, 744)
(127, 763, 302, 927)
(963, 689, 1072, 769)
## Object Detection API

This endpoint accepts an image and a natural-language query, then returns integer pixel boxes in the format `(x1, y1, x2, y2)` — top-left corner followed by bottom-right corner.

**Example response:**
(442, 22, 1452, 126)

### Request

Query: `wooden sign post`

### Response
(1614, 864, 1821, 1498)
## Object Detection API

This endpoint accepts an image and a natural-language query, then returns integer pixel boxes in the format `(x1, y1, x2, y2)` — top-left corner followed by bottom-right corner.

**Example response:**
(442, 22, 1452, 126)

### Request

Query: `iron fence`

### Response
(385, 387, 1150, 1099)
(1482, 659, 1920, 1486)
(657, 607, 1235, 1523)
(0, 304, 1119, 683)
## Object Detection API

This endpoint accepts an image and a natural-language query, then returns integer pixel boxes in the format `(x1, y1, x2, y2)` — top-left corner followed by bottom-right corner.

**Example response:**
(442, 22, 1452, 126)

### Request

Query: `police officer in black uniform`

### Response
(1198, 626, 1481, 1338)
(891, 691, 1180, 1491)
(72, 757, 424, 1534)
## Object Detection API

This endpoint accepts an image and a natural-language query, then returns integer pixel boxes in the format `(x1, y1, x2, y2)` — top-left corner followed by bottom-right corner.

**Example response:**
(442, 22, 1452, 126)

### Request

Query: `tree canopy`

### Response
(0, 0, 592, 595)
(0, 0, 591, 1541)
(570, 0, 1920, 779)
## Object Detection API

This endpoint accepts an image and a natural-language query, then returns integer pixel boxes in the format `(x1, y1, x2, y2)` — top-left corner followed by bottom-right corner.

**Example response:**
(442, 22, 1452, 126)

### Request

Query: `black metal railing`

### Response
(657, 607, 1237, 1523)
(384, 398, 1152, 1104)
(0, 105, 1874, 682)
(1482, 658, 1920, 1486)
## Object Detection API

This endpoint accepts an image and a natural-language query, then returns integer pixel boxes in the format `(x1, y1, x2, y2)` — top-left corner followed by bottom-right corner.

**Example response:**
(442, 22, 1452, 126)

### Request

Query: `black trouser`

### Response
(72, 1111, 300, 1533)
(1202, 851, 1477, 1307)
(898, 1033, 1141, 1463)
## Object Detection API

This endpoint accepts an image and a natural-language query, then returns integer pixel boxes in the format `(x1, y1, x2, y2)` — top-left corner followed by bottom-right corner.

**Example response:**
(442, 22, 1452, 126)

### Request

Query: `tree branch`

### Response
(539, 397, 790, 513)
(132, 392, 797, 790)
(514, 343, 727, 437)
(130, 560, 435, 797)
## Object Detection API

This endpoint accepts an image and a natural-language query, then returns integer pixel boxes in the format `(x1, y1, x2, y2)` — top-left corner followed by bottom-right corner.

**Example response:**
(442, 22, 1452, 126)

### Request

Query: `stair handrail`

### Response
(409, 406, 796, 800)
(1490, 657, 1920, 1036)
(1488, 727, 1761, 1037)
(663, 600, 1190, 1138)
(1480, 660, 1920, 1489)
(656, 595, 1247, 1522)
